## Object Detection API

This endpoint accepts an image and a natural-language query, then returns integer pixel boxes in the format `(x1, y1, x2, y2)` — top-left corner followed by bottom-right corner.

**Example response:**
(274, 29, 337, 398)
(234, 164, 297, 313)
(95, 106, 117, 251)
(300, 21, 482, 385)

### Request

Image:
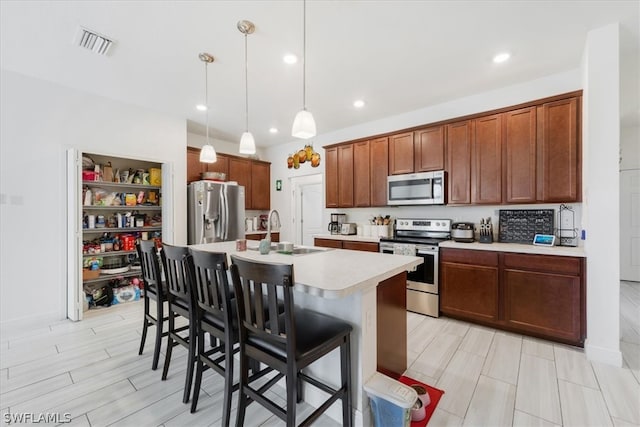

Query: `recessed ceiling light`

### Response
(353, 100, 365, 108)
(493, 52, 510, 64)
(196, 104, 207, 111)
(283, 54, 298, 64)
(269, 127, 278, 134)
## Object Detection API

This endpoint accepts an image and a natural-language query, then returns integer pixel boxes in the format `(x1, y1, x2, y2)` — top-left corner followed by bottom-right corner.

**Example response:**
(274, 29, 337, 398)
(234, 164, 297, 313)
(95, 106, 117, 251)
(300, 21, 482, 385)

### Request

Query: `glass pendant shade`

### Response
(291, 108, 316, 139)
(239, 131, 256, 154)
(200, 143, 217, 163)
(198, 52, 217, 164)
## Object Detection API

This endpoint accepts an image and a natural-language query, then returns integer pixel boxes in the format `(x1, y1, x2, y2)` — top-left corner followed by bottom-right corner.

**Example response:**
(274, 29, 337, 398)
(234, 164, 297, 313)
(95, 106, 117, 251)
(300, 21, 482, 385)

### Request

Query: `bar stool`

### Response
(230, 255, 353, 427)
(136, 240, 168, 370)
(186, 249, 238, 423)
(160, 243, 197, 404)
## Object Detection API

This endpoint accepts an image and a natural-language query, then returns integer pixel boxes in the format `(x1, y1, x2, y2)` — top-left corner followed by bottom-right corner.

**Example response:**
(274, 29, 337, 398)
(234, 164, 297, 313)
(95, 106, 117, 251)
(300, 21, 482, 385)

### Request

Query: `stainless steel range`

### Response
(379, 218, 451, 317)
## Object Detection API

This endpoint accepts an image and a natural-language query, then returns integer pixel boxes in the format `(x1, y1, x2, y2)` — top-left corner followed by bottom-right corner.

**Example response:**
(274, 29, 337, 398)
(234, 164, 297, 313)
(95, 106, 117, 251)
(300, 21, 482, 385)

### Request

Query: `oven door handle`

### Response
(417, 250, 438, 255)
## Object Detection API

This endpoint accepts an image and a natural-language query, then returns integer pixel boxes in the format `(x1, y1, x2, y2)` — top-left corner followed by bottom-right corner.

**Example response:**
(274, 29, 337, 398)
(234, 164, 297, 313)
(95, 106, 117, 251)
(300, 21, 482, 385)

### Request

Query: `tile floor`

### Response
(0, 281, 638, 426)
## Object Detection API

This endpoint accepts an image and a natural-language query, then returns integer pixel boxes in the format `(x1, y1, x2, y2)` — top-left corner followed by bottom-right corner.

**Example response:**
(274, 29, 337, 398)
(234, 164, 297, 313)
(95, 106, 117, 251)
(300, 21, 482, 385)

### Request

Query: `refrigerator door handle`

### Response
(220, 186, 227, 241)
(223, 185, 230, 240)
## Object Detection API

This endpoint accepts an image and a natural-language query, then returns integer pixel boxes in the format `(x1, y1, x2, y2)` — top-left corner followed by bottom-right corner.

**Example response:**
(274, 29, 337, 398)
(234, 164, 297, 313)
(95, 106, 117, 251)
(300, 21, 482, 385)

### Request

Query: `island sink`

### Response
(246, 243, 330, 256)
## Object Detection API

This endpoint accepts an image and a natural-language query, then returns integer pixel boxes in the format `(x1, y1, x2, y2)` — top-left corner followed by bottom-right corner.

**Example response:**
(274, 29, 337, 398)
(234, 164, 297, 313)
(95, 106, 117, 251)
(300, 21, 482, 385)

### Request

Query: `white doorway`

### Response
(620, 169, 640, 282)
(290, 174, 323, 246)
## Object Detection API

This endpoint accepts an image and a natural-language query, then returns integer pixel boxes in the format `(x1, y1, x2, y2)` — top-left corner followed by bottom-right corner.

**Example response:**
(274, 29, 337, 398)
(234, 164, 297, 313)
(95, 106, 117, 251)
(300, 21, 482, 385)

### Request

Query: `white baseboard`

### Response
(0, 310, 64, 332)
(585, 339, 623, 367)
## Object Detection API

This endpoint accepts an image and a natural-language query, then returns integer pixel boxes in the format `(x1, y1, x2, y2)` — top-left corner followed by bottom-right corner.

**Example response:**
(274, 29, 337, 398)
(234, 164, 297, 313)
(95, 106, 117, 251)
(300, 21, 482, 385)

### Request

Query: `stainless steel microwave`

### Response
(387, 171, 445, 205)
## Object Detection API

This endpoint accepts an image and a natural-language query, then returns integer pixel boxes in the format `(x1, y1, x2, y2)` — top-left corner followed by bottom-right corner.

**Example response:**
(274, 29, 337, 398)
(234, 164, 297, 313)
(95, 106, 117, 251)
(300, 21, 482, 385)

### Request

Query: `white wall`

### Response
(0, 69, 187, 326)
(582, 24, 623, 365)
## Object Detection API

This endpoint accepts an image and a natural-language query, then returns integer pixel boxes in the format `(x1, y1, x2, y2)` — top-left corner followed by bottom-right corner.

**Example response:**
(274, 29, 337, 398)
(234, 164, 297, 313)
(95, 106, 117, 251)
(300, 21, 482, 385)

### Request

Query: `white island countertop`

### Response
(439, 240, 586, 257)
(189, 241, 422, 298)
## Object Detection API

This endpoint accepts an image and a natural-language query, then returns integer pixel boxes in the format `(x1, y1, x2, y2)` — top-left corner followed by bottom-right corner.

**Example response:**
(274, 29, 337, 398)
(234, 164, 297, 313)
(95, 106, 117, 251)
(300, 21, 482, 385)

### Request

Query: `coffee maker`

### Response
(328, 213, 346, 235)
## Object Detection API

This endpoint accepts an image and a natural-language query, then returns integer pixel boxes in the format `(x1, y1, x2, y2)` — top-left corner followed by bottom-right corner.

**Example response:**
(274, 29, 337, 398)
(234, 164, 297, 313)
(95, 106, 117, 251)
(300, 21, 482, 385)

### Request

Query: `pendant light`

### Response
(238, 20, 256, 155)
(198, 53, 217, 163)
(291, 0, 316, 139)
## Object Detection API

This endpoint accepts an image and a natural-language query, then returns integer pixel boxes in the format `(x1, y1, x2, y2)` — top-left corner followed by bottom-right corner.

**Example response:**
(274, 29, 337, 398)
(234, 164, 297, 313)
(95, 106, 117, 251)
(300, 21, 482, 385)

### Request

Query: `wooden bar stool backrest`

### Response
(230, 256, 296, 362)
(188, 250, 233, 327)
(137, 240, 164, 300)
(160, 244, 191, 303)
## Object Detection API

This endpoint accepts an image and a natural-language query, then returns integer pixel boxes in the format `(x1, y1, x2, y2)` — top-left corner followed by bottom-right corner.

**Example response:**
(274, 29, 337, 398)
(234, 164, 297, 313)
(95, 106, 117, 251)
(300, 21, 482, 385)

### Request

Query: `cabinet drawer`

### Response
(503, 253, 581, 275)
(440, 248, 498, 266)
(314, 238, 343, 249)
(343, 241, 379, 252)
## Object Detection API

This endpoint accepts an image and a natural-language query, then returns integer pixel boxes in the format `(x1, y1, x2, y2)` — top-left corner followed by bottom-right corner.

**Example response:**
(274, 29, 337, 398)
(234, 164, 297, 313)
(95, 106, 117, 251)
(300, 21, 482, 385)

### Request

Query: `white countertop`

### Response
(189, 241, 422, 298)
(439, 240, 586, 257)
(313, 234, 381, 243)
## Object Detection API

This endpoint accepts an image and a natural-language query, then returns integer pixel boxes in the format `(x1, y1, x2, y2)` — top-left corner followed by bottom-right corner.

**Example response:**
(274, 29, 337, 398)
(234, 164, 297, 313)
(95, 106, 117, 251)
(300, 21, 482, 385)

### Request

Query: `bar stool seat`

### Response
(256, 309, 352, 362)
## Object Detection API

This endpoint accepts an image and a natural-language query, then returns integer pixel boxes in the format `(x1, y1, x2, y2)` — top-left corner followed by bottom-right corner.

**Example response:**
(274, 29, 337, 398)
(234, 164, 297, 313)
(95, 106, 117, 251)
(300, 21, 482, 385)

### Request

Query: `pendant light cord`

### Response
(244, 32, 249, 132)
(302, 0, 306, 111)
(205, 61, 209, 143)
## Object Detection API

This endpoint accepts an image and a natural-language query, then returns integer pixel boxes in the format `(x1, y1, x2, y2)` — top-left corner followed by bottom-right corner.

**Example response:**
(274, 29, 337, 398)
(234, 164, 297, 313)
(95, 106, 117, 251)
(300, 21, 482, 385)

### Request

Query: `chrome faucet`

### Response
(266, 209, 281, 242)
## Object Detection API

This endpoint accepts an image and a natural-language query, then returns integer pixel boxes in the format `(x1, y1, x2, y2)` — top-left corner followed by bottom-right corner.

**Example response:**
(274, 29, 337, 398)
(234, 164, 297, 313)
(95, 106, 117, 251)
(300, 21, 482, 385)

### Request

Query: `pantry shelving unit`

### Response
(68, 149, 165, 321)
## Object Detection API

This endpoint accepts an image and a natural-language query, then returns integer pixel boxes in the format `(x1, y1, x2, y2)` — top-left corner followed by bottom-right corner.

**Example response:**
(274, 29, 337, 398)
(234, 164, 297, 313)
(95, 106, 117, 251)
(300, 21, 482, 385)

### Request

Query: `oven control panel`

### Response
(395, 218, 451, 232)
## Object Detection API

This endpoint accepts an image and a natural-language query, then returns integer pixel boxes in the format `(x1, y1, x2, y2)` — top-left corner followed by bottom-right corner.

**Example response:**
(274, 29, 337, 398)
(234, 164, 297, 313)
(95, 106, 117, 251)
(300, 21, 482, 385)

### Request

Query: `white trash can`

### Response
(363, 372, 418, 427)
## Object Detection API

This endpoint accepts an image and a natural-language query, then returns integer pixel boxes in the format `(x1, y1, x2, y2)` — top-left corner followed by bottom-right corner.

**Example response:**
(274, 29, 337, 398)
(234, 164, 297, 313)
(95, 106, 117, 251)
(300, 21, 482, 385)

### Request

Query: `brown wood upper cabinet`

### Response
(353, 140, 371, 207)
(187, 147, 230, 183)
(228, 157, 252, 209)
(472, 114, 503, 204)
(504, 107, 537, 203)
(537, 97, 580, 202)
(325, 147, 339, 208)
(446, 120, 472, 204)
(338, 144, 354, 207)
(370, 137, 389, 206)
(414, 126, 445, 172)
(250, 160, 270, 210)
(324, 145, 354, 208)
(389, 132, 415, 175)
(187, 148, 271, 210)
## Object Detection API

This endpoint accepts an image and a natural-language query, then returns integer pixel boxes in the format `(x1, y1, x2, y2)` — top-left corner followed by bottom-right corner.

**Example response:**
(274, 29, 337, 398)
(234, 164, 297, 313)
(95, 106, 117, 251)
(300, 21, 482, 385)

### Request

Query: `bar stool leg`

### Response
(341, 335, 353, 427)
(139, 297, 149, 355)
(182, 319, 197, 403)
(151, 300, 163, 370)
(235, 352, 249, 427)
(190, 327, 205, 413)
(162, 312, 175, 381)
(286, 366, 298, 426)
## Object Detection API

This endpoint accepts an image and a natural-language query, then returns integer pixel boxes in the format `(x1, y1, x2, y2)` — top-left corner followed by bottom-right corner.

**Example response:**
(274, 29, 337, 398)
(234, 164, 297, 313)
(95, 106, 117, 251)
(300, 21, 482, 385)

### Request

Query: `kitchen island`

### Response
(189, 240, 422, 426)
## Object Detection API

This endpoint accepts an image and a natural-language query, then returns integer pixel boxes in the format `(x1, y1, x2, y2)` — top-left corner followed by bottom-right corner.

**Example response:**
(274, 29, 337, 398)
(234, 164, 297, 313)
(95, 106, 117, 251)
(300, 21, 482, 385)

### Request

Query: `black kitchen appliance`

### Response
(379, 218, 451, 317)
(328, 213, 346, 235)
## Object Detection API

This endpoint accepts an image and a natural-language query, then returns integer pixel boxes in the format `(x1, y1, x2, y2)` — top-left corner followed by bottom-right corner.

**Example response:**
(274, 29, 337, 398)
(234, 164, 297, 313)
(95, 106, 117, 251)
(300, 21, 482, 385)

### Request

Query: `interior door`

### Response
(291, 174, 323, 246)
(301, 182, 323, 246)
(621, 169, 640, 281)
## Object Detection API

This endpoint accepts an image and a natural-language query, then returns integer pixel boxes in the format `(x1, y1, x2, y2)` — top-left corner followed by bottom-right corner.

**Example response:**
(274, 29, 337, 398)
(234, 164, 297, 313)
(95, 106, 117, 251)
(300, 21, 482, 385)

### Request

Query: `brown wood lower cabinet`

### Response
(440, 250, 499, 322)
(377, 271, 407, 378)
(314, 238, 379, 252)
(440, 248, 585, 346)
(246, 232, 279, 243)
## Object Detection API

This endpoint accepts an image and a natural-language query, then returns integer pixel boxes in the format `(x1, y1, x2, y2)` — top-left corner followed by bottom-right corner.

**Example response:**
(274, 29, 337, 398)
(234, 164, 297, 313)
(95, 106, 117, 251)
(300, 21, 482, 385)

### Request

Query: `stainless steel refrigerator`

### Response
(188, 181, 245, 244)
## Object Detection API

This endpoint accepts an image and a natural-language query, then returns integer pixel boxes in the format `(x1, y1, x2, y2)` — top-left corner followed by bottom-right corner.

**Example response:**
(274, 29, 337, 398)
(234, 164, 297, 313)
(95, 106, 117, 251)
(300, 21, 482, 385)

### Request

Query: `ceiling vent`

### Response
(74, 26, 114, 56)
